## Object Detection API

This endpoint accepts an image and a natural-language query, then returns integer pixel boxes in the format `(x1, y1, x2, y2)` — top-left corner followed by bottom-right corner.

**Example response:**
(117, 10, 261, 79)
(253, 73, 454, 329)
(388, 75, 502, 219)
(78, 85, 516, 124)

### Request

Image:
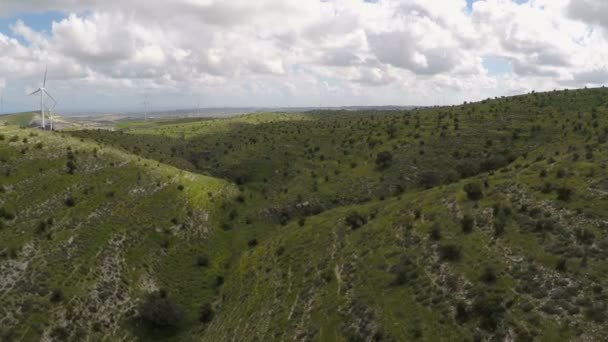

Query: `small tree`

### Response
(199, 303, 215, 323)
(461, 215, 474, 234)
(429, 223, 441, 241)
(138, 291, 183, 329)
(439, 244, 461, 262)
(463, 183, 483, 201)
(196, 255, 209, 267)
(375, 151, 393, 170)
(557, 187, 573, 201)
(345, 211, 367, 230)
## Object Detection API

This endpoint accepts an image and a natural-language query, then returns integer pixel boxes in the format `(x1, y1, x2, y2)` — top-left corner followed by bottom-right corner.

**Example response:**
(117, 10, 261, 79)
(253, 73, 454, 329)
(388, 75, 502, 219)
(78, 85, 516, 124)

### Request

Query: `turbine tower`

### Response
(45, 99, 58, 131)
(141, 95, 149, 121)
(29, 67, 56, 130)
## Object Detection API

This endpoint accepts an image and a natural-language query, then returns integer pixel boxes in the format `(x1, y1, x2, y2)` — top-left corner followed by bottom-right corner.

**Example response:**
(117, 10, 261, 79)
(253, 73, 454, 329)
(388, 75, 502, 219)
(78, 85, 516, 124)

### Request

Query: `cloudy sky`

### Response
(0, 0, 607, 113)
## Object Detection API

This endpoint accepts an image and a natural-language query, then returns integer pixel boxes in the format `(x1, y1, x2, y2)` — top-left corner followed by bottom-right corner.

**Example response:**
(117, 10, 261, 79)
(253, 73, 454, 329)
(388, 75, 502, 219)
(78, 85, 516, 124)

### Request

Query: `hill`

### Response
(2, 87, 608, 340)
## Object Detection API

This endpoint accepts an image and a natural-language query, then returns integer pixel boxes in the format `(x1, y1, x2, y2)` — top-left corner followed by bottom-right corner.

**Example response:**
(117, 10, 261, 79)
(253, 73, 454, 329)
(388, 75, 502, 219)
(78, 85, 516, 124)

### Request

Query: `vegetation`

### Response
(3, 87, 608, 340)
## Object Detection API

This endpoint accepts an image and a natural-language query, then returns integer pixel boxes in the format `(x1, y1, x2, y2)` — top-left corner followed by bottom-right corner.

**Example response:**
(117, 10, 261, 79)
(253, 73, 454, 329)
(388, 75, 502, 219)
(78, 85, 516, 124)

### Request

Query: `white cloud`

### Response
(0, 0, 607, 112)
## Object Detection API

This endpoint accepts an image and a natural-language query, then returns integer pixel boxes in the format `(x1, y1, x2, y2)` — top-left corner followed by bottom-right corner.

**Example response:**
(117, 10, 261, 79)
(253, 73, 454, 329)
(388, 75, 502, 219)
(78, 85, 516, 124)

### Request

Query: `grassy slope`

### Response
(0, 125, 239, 341)
(0, 113, 37, 127)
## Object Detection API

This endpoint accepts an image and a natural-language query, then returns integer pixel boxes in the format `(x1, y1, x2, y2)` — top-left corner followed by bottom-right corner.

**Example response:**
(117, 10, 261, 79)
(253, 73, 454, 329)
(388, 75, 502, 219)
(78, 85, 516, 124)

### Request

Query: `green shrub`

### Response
(345, 211, 367, 230)
(461, 215, 474, 234)
(439, 244, 461, 262)
(429, 223, 441, 241)
(375, 151, 393, 170)
(196, 255, 209, 267)
(138, 291, 183, 329)
(199, 303, 214, 323)
(557, 187, 573, 201)
(480, 267, 497, 284)
(463, 183, 483, 200)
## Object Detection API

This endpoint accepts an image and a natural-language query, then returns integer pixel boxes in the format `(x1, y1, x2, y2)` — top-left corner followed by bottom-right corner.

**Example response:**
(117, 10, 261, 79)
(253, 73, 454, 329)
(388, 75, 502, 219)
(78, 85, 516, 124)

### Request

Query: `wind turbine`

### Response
(29, 67, 56, 130)
(141, 95, 149, 121)
(45, 99, 58, 131)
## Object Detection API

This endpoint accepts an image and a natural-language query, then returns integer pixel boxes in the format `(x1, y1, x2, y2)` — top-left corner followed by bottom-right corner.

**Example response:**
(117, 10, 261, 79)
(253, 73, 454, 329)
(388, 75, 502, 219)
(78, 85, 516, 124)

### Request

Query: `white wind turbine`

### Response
(29, 67, 56, 130)
(45, 99, 58, 131)
(141, 95, 150, 121)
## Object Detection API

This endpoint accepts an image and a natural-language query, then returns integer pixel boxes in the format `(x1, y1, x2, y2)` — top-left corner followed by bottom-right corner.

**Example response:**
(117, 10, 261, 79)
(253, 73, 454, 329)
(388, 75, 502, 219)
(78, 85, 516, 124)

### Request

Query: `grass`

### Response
(2, 87, 608, 340)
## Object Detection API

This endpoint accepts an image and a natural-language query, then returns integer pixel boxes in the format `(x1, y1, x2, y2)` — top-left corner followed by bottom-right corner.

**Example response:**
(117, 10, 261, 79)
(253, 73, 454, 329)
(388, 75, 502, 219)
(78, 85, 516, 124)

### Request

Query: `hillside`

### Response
(2, 87, 608, 341)
(0, 125, 239, 340)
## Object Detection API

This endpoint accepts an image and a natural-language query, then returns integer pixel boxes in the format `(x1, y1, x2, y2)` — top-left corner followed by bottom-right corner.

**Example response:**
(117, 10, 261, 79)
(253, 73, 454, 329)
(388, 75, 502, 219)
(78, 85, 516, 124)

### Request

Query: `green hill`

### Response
(2, 87, 608, 340)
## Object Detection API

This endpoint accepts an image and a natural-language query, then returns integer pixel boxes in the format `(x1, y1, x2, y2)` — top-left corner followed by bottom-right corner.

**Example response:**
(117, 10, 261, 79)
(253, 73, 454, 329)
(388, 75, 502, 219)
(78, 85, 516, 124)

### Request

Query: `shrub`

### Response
(463, 183, 483, 201)
(375, 151, 393, 170)
(50, 289, 63, 303)
(247, 238, 258, 248)
(480, 267, 497, 284)
(439, 244, 461, 262)
(557, 187, 573, 201)
(0, 207, 15, 220)
(138, 291, 183, 329)
(66, 160, 77, 174)
(418, 171, 440, 189)
(199, 303, 215, 323)
(345, 211, 367, 230)
(472, 293, 505, 332)
(429, 223, 441, 241)
(196, 255, 209, 267)
(455, 302, 469, 323)
(64, 197, 76, 207)
(461, 215, 474, 234)
(555, 258, 567, 272)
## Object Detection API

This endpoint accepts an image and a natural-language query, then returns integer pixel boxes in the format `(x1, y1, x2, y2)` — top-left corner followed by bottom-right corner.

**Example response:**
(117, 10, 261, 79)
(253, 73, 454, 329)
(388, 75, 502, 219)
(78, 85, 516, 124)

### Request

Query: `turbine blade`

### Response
(29, 89, 41, 96)
(44, 90, 57, 104)
(43, 66, 48, 87)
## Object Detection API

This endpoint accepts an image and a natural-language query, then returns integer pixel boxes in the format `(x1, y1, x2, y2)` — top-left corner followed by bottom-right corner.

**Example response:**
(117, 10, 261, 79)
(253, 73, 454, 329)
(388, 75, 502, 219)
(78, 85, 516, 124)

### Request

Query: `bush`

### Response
(345, 211, 367, 230)
(199, 303, 215, 323)
(64, 197, 76, 207)
(0, 207, 15, 220)
(375, 151, 393, 170)
(463, 183, 483, 201)
(196, 255, 209, 267)
(461, 215, 474, 234)
(66, 160, 77, 174)
(557, 187, 573, 201)
(480, 267, 497, 284)
(50, 289, 63, 303)
(439, 244, 461, 262)
(555, 258, 567, 272)
(429, 223, 441, 241)
(418, 171, 440, 189)
(472, 293, 505, 332)
(247, 238, 258, 247)
(138, 291, 183, 329)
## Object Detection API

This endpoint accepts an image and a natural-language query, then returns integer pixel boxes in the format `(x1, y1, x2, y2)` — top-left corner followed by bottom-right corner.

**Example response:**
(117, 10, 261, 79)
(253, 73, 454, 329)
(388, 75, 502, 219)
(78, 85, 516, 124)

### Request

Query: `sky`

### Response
(0, 0, 607, 113)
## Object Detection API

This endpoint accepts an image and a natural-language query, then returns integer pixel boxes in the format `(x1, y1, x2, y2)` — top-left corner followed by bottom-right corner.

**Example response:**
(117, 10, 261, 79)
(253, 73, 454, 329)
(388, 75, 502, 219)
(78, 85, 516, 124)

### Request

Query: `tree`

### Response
(199, 303, 215, 323)
(463, 183, 483, 201)
(439, 244, 461, 262)
(345, 211, 367, 230)
(429, 223, 441, 241)
(461, 215, 474, 234)
(557, 187, 573, 201)
(375, 151, 393, 170)
(138, 291, 183, 329)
